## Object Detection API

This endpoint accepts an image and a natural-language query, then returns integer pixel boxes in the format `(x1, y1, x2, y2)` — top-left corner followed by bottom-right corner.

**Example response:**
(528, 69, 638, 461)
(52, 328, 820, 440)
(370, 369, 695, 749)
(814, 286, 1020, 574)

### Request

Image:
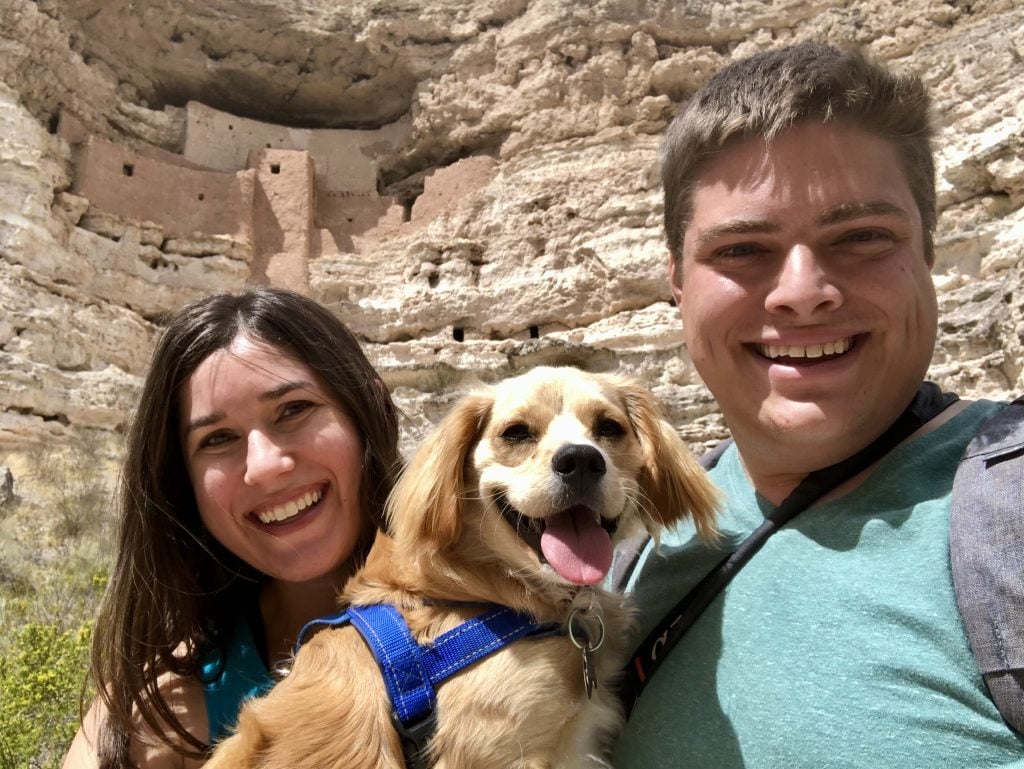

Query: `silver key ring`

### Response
(567, 608, 606, 652)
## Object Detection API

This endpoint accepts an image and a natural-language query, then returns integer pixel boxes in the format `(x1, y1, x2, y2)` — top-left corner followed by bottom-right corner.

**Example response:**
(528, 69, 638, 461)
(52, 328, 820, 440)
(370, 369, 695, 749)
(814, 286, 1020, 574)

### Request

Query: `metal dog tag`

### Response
(569, 607, 605, 700)
(582, 645, 597, 699)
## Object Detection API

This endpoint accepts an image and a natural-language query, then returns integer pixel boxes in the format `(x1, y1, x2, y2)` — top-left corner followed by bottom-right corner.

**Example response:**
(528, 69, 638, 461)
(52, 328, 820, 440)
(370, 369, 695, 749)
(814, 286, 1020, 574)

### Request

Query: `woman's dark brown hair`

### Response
(89, 287, 400, 767)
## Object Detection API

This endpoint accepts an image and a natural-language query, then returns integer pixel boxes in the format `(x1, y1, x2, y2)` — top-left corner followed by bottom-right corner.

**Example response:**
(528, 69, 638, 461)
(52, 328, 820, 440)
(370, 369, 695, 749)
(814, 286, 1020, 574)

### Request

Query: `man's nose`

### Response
(764, 245, 843, 317)
(243, 430, 295, 486)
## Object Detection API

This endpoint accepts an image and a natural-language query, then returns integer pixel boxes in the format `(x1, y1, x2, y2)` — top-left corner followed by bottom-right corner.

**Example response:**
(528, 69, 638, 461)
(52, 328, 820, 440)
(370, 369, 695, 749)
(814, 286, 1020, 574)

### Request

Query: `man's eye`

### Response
(838, 229, 893, 249)
(712, 243, 764, 260)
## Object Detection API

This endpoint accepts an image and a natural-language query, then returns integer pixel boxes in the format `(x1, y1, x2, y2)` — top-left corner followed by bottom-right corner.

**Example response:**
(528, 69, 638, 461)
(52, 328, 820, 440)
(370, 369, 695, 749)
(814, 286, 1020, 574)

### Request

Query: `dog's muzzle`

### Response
(494, 443, 620, 585)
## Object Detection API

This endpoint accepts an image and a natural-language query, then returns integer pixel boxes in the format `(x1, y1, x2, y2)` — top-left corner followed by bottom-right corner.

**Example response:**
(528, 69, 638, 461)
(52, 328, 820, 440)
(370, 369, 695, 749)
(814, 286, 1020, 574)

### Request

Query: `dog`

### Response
(205, 366, 718, 769)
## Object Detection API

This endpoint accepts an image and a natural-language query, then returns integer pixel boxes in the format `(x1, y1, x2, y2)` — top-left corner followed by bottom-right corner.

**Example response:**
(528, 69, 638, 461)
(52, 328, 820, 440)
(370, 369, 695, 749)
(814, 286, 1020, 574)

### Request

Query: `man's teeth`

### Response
(256, 489, 322, 524)
(757, 338, 853, 359)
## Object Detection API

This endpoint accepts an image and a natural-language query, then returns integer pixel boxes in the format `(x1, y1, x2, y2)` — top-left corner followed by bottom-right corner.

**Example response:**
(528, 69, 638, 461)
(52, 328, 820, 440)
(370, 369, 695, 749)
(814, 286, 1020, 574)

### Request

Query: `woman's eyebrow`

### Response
(184, 413, 223, 437)
(258, 380, 314, 402)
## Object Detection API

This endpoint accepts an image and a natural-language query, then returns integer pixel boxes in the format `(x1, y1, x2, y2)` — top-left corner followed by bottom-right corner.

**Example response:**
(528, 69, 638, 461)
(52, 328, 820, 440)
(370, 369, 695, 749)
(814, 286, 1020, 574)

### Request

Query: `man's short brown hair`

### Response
(662, 42, 936, 270)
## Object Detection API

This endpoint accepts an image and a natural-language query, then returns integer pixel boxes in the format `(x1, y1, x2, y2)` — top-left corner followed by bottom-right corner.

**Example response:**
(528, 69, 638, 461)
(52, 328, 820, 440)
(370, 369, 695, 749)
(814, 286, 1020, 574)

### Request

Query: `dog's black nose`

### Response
(552, 444, 606, 484)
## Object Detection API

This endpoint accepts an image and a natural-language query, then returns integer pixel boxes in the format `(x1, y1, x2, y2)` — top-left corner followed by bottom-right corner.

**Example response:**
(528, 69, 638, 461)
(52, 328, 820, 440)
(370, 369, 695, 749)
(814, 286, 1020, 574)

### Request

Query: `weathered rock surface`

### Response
(0, 463, 13, 509)
(1, 0, 1022, 483)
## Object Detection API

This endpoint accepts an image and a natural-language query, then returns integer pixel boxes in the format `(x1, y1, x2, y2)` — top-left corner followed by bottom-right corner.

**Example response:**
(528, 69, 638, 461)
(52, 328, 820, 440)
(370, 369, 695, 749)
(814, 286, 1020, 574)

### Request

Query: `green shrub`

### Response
(0, 621, 92, 769)
(0, 430, 116, 767)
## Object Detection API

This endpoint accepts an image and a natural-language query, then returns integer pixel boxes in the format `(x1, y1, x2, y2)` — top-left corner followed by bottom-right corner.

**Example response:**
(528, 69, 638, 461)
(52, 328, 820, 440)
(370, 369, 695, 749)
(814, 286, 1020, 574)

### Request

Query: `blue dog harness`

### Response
(296, 603, 562, 769)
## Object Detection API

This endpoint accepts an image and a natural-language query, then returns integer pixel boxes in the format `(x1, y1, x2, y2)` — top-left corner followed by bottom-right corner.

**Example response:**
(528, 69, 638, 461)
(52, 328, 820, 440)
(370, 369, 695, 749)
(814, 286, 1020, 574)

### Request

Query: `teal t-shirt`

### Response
(199, 609, 274, 743)
(614, 401, 1024, 768)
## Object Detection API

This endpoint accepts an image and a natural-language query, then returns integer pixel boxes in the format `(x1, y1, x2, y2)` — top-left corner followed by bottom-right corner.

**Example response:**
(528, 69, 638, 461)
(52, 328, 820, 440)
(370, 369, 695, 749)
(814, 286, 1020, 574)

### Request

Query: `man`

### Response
(612, 42, 1024, 767)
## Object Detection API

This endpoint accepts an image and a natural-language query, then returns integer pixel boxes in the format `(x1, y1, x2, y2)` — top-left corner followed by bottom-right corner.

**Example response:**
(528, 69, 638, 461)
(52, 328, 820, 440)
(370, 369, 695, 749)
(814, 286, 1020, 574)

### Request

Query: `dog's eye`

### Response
(499, 423, 534, 443)
(595, 418, 627, 439)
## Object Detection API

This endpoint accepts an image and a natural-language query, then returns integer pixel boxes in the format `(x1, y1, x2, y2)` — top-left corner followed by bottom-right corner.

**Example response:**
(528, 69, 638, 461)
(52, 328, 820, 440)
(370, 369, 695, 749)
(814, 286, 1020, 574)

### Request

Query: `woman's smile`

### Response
(252, 483, 326, 525)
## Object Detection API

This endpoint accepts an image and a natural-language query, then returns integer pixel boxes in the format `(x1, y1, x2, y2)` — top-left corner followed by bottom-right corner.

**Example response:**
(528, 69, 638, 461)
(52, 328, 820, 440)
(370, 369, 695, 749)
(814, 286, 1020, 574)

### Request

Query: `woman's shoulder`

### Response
(62, 672, 209, 769)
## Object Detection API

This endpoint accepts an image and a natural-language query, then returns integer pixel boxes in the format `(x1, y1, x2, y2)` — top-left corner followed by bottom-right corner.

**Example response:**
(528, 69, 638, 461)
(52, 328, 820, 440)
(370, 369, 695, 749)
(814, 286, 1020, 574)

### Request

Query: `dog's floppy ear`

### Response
(387, 389, 494, 550)
(617, 379, 719, 541)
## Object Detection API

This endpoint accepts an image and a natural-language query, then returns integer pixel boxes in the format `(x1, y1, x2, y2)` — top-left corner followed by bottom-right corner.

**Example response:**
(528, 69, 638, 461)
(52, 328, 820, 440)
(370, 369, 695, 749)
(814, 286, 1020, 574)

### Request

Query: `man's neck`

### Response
(736, 400, 972, 506)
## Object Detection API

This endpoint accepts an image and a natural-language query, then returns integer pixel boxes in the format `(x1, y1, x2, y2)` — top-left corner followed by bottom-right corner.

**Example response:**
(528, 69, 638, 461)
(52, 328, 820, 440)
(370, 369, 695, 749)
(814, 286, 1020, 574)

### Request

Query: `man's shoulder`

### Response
(958, 395, 1024, 458)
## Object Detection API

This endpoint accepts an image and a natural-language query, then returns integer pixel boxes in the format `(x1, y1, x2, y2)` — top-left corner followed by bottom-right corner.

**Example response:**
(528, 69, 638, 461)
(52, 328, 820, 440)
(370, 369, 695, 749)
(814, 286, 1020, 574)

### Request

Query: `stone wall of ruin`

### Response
(71, 134, 256, 241)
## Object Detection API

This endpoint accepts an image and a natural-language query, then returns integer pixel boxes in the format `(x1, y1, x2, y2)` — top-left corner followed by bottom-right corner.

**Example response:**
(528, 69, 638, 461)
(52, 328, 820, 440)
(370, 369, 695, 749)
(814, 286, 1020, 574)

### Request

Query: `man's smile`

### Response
(753, 335, 857, 361)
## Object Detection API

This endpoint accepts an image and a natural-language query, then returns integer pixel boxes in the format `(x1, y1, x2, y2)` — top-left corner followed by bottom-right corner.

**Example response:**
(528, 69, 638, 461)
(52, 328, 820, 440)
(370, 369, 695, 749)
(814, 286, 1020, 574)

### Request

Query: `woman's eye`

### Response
(280, 400, 315, 420)
(198, 430, 234, 450)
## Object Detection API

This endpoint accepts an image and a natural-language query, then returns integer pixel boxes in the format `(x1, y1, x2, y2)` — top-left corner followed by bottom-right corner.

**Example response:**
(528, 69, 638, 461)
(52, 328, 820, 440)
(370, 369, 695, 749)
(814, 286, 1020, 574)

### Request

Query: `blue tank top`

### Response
(198, 611, 274, 743)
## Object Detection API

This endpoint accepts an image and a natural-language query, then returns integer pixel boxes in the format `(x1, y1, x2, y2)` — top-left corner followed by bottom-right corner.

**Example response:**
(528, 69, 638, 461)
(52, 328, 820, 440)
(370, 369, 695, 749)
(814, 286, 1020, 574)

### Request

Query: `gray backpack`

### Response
(950, 396, 1024, 734)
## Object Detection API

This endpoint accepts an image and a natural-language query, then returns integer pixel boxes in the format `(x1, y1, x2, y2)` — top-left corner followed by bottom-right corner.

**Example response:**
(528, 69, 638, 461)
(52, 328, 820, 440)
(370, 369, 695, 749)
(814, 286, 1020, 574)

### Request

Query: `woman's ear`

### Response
(386, 390, 494, 550)
(617, 379, 719, 542)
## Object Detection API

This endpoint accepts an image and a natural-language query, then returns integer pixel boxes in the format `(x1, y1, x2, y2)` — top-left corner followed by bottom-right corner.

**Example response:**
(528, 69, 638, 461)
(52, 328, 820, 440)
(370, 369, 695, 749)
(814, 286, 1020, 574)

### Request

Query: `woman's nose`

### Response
(764, 245, 843, 317)
(243, 430, 295, 486)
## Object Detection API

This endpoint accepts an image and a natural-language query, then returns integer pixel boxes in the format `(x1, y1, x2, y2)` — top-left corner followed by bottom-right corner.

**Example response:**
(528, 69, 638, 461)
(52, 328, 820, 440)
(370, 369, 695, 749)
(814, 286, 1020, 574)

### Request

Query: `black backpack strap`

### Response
(950, 396, 1024, 735)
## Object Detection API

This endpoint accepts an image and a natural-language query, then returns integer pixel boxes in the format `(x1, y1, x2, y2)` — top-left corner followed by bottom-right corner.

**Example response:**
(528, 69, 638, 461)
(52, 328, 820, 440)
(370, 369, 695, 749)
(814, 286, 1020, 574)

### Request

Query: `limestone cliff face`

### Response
(1, 0, 1022, 484)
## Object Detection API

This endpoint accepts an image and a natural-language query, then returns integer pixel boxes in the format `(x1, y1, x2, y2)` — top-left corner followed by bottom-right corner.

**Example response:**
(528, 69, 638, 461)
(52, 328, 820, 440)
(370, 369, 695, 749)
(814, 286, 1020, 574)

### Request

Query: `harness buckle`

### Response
(391, 709, 438, 769)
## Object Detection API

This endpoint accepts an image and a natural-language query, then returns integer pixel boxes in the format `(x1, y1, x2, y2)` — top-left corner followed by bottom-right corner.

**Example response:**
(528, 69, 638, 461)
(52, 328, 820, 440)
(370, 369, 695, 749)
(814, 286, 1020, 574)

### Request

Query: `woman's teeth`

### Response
(256, 488, 322, 524)
(757, 337, 853, 359)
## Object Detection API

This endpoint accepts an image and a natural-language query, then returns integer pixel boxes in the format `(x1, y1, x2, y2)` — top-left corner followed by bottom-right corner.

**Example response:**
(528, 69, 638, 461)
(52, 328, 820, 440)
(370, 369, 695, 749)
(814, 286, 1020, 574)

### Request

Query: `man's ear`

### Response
(668, 249, 684, 306)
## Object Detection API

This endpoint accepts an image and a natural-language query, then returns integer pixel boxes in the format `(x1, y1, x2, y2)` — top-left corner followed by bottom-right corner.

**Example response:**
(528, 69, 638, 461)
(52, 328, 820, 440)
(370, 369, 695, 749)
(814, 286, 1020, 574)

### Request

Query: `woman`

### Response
(63, 288, 401, 768)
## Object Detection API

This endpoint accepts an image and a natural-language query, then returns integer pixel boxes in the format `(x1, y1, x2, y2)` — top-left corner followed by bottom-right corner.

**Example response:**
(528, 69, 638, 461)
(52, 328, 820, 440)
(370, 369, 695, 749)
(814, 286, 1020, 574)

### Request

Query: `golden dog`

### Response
(206, 366, 717, 769)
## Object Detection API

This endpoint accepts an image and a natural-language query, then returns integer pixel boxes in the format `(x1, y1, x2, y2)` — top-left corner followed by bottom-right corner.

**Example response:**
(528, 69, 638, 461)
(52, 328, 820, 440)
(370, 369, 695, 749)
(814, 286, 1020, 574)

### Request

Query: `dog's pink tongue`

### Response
(540, 507, 613, 586)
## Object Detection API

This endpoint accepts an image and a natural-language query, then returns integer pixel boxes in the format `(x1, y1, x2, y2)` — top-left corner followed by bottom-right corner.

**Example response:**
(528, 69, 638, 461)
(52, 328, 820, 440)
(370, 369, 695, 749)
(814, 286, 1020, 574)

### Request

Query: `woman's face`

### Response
(178, 335, 365, 585)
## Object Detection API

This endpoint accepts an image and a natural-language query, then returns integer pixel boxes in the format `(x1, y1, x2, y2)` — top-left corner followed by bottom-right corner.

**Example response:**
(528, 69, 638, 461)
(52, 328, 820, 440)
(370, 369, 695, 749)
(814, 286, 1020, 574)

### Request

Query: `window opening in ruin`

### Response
(453, 327, 465, 343)
(47, 114, 60, 134)
(529, 325, 540, 339)
(198, 193, 205, 201)
(402, 198, 415, 223)
(271, 163, 281, 174)
(122, 163, 134, 177)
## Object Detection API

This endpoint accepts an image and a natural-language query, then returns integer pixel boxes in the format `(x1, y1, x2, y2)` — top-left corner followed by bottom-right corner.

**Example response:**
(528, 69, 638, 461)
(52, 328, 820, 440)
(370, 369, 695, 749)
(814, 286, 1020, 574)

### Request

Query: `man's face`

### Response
(670, 121, 938, 477)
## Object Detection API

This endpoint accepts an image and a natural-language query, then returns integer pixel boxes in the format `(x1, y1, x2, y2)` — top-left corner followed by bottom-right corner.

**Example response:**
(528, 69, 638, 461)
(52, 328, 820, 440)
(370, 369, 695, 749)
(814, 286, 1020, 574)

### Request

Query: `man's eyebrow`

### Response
(694, 218, 781, 247)
(183, 381, 314, 437)
(817, 201, 910, 226)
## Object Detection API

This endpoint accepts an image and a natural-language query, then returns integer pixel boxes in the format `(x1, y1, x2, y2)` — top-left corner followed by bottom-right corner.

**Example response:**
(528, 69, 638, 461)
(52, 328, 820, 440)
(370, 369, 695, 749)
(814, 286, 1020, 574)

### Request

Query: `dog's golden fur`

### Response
(206, 366, 717, 769)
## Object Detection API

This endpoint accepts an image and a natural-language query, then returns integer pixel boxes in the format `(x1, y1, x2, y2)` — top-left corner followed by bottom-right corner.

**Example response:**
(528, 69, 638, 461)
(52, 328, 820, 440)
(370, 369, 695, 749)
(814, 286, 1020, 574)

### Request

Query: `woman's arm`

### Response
(62, 700, 103, 769)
